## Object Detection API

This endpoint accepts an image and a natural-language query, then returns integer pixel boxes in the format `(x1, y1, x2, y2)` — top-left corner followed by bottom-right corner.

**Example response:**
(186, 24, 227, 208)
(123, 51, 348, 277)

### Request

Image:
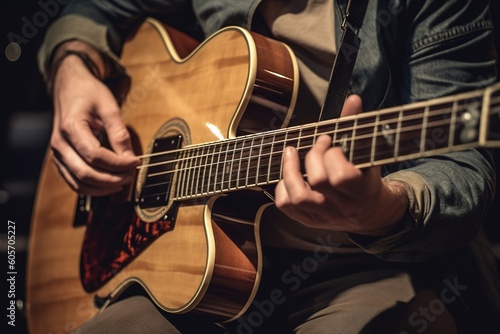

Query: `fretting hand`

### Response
(275, 95, 408, 236)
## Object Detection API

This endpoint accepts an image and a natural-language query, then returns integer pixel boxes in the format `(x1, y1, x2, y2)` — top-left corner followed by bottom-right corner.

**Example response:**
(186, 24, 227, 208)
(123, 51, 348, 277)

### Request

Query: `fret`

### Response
(240, 138, 251, 187)
(186, 148, 196, 197)
(277, 130, 289, 180)
(217, 141, 227, 192)
(281, 128, 300, 178)
(222, 141, 235, 191)
(393, 109, 403, 159)
(191, 148, 201, 196)
(266, 132, 277, 184)
(277, 131, 289, 181)
(295, 127, 304, 175)
(254, 136, 264, 185)
(349, 118, 357, 162)
(398, 107, 425, 158)
(315, 121, 336, 144)
(198, 146, 205, 194)
(334, 118, 355, 158)
(258, 134, 272, 185)
(229, 140, 237, 189)
(199, 145, 209, 194)
(233, 139, 245, 189)
(193, 146, 203, 195)
(376, 111, 399, 161)
(202, 146, 211, 193)
(295, 124, 316, 167)
(245, 137, 255, 187)
(221, 141, 231, 192)
(453, 96, 482, 146)
(370, 113, 380, 164)
(424, 101, 454, 153)
(285, 128, 300, 151)
(267, 132, 278, 183)
(351, 114, 376, 165)
(331, 120, 338, 148)
(203, 144, 214, 194)
(213, 141, 224, 193)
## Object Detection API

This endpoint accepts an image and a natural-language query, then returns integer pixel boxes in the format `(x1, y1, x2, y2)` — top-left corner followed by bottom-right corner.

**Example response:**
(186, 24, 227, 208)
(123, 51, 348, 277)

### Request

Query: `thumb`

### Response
(96, 91, 136, 158)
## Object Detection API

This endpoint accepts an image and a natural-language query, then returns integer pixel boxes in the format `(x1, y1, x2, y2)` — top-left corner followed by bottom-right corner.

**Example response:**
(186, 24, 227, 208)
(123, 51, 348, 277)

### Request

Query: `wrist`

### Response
(362, 180, 409, 237)
(47, 41, 107, 94)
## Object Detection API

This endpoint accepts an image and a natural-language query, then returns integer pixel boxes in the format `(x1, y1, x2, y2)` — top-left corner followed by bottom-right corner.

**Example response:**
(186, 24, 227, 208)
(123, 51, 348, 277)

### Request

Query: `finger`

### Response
(279, 146, 326, 208)
(304, 134, 332, 188)
(52, 152, 125, 196)
(61, 100, 139, 173)
(341, 94, 363, 117)
(323, 146, 362, 192)
(275, 180, 320, 224)
(51, 133, 132, 194)
(323, 146, 382, 198)
(97, 95, 137, 158)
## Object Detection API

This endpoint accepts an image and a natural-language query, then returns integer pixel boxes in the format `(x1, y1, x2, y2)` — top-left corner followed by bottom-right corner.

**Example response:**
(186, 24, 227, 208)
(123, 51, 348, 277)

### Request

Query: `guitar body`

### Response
(26, 18, 298, 334)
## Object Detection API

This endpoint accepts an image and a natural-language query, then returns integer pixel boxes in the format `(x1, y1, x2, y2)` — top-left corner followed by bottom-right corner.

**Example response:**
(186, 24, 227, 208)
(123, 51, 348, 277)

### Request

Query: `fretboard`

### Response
(141, 83, 500, 201)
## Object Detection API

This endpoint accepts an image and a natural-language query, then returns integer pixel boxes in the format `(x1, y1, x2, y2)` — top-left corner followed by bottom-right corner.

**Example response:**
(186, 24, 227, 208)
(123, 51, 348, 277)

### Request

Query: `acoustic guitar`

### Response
(26, 17, 500, 334)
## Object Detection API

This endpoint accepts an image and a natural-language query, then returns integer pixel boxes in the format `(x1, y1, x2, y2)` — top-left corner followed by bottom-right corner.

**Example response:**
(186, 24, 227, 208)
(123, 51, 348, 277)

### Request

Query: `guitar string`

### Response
(143, 115, 459, 173)
(138, 103, 500, 198)
(140, 103, 500, 198)
(137, 101, 500, 172)
(136, 94, 500, 163)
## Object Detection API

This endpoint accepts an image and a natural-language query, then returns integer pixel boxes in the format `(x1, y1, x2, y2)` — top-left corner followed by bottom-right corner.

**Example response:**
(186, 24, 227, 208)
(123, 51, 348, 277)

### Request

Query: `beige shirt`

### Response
(258, 0, 361, 253)
(259, 0, 337, 106)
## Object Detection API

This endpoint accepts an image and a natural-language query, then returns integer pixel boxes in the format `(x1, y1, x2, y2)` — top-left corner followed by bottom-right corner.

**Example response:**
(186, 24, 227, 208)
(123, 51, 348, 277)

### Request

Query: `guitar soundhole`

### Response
(138, 135, 183, 208)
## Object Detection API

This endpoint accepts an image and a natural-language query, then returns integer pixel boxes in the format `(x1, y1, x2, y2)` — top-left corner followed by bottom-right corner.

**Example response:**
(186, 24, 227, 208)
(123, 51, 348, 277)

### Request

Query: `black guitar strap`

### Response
(319, 0, 369, 121)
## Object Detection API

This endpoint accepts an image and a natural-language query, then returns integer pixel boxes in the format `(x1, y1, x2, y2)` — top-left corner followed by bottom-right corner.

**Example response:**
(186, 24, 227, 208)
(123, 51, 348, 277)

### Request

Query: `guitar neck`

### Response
(147, 83, 500, 201)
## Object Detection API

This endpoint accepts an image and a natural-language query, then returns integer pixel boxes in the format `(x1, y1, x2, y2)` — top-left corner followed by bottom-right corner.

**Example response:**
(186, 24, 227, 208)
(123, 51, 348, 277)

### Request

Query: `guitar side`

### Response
(26, 18, 299, 334)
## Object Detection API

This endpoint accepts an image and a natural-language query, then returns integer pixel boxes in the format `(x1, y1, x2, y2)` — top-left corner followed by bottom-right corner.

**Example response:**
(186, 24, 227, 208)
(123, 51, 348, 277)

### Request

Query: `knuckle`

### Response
(289, 191, 308, 206)
(81, 148, 99, 165)
(274, 197, 287, 209)
(328, 169, 350, 188)
(49, 134, 61, 151)
(307, 174, 326, 188)
(304, 149, 318, 163)
(113, 126, 131, 143)
(58, 119, 74, 139)
(73, 167, 92, 184)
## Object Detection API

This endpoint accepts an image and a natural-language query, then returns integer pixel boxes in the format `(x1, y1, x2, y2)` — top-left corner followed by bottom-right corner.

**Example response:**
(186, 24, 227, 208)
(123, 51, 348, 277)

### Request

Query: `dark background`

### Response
(1, 1, 499, 334)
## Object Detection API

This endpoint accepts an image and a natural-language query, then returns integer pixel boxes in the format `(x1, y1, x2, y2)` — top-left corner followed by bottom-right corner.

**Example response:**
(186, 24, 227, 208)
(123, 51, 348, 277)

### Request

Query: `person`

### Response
(36, 0, 500, 333)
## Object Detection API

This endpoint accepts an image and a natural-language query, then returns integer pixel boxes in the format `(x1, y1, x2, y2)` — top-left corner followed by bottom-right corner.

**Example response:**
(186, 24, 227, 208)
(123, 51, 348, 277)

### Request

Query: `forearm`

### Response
(349, 148, 496, 261)
(350, 0, 498, 261)
(46, 39, 108, 94)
